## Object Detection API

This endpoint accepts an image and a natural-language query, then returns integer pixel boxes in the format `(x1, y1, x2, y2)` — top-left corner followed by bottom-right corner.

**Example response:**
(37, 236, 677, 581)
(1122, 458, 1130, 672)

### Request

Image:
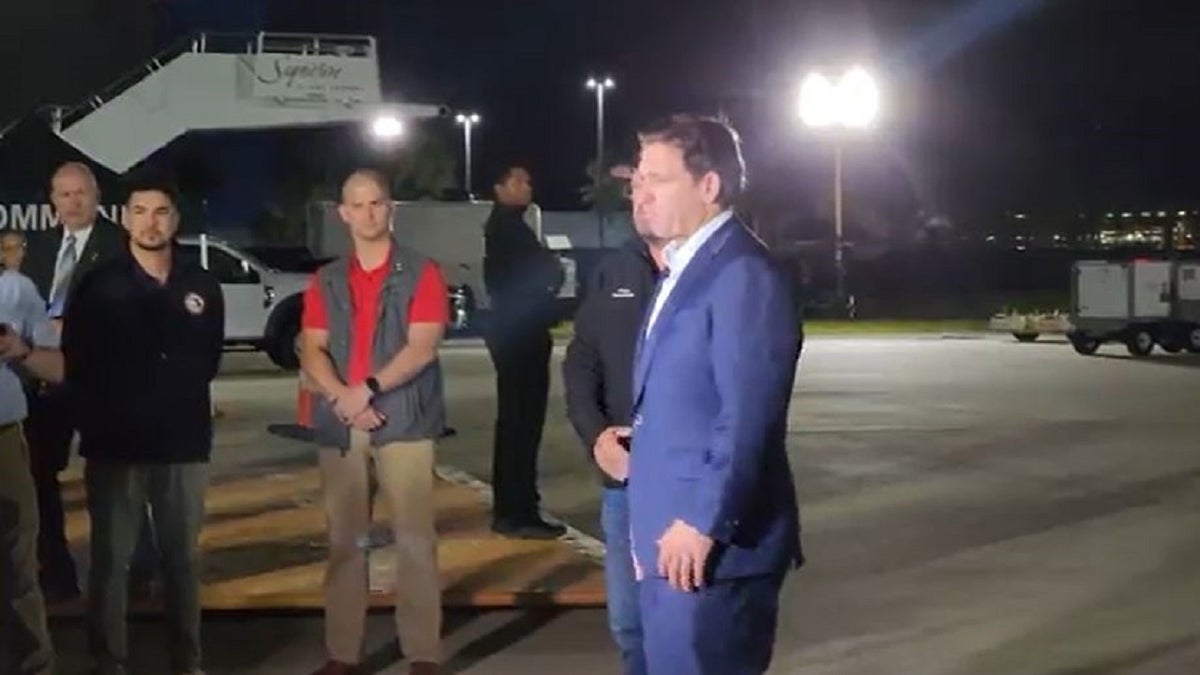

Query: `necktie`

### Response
(48, 234, 77, 318)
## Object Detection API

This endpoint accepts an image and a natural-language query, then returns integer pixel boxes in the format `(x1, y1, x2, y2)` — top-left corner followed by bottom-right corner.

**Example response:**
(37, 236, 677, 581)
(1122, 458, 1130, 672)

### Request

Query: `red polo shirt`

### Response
(302, 249, 450, 385)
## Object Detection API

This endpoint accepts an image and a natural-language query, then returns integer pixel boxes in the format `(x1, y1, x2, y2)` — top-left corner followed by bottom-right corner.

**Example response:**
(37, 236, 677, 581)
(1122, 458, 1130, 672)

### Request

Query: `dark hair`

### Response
(124, 172, 180, 207)
(492, 163, 530, 188)
(637, 114, 746, 208)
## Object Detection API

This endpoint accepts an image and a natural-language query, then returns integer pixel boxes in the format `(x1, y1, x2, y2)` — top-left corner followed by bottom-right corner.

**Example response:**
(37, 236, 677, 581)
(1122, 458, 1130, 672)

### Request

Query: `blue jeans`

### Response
(601, 488, 647, 675)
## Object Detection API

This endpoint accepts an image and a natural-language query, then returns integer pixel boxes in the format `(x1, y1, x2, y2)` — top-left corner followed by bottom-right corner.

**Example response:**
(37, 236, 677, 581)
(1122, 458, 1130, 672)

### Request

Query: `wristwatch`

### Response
(365, 376, 382, 396)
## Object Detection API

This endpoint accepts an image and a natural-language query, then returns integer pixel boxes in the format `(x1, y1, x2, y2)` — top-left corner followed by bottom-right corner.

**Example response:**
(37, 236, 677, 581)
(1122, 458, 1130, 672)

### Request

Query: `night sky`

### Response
(4, 0, 1200, 229)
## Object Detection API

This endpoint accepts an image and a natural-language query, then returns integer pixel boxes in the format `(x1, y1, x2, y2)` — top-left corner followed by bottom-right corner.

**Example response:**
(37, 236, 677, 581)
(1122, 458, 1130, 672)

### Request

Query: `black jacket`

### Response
(562, 238, 660, 488)
(62, 247, 224, 464)
(482, 204, 563, 340)
(25, 216, 126, 311)
(22, 217, 127, 468)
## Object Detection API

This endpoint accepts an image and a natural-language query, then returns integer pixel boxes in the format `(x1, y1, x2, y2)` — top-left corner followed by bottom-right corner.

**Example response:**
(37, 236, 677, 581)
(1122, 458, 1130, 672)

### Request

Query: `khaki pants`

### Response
(0, 422, 54, 675)
(320, 431, 441, 664)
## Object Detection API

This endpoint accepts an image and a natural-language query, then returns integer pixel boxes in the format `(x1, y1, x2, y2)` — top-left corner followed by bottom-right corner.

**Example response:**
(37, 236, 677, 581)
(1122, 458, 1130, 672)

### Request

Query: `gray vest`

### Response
(311, 241, 446, 450)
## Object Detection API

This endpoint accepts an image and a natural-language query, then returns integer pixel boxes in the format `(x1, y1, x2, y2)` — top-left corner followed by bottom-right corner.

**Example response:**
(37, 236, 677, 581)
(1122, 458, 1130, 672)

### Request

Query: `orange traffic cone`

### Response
(268, 372, 317, 442)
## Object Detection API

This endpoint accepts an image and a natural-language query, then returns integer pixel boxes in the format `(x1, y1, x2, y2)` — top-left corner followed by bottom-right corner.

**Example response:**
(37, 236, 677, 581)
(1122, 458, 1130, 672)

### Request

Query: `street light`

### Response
(371, 114, 405, 140)
(586, 76, 615, 175)
(586, 76, 615, 246)
(455, 112, 481, 199)
(798, 66, 880, 306)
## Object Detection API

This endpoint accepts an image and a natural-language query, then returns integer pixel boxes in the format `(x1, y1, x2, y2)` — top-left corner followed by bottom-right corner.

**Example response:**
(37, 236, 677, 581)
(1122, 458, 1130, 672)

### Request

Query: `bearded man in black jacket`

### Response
(482, 165, 566, 539)
(22, 162, 154, 603)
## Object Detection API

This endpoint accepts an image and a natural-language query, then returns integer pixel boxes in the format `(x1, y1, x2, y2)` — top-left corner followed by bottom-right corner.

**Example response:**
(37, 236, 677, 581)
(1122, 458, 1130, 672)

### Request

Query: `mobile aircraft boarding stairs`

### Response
(19, 31, 443, 173)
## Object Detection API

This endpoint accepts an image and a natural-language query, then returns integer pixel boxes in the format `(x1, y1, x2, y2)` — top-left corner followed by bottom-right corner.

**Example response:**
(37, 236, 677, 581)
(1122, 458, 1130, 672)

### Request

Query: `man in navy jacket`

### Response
(563, 215, 665, 674)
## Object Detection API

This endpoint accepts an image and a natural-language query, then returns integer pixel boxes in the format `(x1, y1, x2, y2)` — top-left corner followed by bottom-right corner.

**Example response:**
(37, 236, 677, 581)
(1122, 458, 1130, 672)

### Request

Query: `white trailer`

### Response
(1068, 259, 1200, 355)
(307, 200, 577, 331)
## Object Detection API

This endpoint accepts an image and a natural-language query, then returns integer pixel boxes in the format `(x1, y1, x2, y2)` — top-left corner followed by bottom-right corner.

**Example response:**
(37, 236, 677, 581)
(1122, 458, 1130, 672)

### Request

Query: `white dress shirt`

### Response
(644, 210, 732, 336)
(48, 223, 93, 301)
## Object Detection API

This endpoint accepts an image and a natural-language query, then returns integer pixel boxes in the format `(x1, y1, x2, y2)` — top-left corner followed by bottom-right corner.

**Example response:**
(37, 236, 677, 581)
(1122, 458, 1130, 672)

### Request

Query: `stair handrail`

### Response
(56, 31, 379, 131)
(57, 33, 221, 130)
(0, 117, 20, 141)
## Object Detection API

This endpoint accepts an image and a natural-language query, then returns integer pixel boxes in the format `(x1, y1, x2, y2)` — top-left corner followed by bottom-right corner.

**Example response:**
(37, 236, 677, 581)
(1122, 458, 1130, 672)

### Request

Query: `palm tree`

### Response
(391, 132, 459, 201)
(580, 158, 629, 216)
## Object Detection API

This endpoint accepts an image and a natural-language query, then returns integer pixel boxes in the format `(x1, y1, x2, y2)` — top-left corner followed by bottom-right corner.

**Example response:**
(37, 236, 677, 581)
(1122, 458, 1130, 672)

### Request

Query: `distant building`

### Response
(980, 209, 1198, 250)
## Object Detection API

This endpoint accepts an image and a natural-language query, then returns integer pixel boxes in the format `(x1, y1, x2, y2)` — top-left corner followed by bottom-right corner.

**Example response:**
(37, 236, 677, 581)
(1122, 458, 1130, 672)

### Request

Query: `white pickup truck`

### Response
(177, 236, 310, 369)
(177, 235, 475, 370)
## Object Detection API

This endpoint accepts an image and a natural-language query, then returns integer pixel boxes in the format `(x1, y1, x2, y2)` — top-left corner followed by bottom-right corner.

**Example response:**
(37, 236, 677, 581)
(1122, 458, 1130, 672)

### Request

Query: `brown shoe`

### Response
(409, 662, 441, 675)
(321, 661, 358, 675)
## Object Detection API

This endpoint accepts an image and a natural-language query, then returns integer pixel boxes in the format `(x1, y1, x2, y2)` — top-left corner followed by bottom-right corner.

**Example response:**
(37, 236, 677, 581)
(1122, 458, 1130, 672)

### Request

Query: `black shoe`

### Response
(491, 517, 567, 540)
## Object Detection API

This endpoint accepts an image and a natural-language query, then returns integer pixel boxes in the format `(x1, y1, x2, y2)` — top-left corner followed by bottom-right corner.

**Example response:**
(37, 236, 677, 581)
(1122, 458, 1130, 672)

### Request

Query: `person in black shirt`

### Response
(482, 165, 566, 539)
(62, 174, 223, 675)
(563, 203, 666, 675)
(22, 162, 136, 603)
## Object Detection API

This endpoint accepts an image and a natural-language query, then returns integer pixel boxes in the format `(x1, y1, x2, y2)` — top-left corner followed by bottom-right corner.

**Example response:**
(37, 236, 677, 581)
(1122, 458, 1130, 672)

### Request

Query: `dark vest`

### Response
(311, 241, 445, 449)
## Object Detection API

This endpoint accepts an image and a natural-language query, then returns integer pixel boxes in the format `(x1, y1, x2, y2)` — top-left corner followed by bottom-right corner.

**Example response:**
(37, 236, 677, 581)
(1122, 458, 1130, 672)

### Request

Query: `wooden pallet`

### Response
(49, 464, 606, 614)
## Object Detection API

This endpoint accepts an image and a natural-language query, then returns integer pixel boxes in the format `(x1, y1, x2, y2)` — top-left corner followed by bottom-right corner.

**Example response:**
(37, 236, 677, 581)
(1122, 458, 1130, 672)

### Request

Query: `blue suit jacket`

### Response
(628, 217, 803, 581)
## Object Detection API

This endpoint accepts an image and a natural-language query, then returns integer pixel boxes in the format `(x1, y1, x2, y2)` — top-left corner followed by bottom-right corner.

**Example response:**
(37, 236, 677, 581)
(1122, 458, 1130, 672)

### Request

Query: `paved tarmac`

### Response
(48, 336, 1200, 674)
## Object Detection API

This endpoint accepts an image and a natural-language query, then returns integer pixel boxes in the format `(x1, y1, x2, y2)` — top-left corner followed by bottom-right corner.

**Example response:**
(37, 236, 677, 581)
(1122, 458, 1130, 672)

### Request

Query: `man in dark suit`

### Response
(563, 207, 666, 675)
(626, 115, 802, 675)
(23, 161, 134, 601)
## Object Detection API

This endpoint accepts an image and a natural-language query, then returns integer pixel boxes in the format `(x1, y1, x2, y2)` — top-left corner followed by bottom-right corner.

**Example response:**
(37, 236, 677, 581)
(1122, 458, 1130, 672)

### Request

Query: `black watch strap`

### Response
(365, 376, 382, 395)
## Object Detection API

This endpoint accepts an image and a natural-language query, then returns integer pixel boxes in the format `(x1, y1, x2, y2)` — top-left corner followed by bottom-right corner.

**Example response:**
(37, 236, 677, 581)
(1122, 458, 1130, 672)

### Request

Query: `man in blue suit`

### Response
(627, 114, 802, 675)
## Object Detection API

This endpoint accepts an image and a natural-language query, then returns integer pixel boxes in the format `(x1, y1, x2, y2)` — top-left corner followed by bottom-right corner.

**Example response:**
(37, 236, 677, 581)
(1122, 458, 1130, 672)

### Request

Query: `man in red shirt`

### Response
(300, 169, 449, 675)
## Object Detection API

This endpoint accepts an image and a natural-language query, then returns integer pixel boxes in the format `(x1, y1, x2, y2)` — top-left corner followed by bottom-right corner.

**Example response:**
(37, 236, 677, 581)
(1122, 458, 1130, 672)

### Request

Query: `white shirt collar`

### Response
(642, 210, 733, 337)
(663, 209, 732, 277)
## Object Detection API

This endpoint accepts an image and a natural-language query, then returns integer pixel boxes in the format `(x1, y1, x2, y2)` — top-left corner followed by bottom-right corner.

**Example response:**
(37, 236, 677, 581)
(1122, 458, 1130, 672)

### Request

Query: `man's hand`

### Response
(593, 426, 632, 481)
(332, 383, 372, 423)
(350, 408, 387, 431)
(0, 327, 31, 363)
(657, 519, 714, 592)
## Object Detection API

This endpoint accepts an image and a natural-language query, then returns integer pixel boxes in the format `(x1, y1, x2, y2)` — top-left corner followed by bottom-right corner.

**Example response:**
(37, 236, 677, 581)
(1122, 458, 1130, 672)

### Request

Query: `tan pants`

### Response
(319, 430, 441, 664)
(0, 422, 54, 675)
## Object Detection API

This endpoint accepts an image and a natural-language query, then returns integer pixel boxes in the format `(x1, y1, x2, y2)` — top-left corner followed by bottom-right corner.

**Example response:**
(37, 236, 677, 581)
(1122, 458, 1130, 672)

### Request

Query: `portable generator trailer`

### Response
(1067, 259, 1200, 356)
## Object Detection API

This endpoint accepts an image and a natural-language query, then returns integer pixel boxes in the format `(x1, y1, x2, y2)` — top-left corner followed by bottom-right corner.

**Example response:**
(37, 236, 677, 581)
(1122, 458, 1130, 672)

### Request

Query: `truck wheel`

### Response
(1013, 332, 1039, 342)
(267, 315, 301, 370)
(1125, 328, 1155, 356)
(1070, 335, 1100, 355)
(1187, 326, 1200, 354)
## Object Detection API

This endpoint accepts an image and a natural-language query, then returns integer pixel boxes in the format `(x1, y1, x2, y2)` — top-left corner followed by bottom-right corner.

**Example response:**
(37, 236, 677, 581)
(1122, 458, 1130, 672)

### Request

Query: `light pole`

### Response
(455, 112, 480, 199)
(586, 76, 615, 177)
(798, 66, 880, 306)
(587, 76, 615, 247)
